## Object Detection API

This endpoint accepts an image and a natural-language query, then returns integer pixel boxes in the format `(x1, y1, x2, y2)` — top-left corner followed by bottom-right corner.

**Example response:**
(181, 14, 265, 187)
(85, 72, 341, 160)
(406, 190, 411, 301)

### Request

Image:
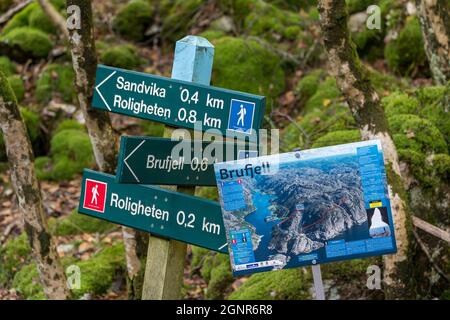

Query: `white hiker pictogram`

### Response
(237, 104, 247, 126)
(91, 184, 99, 205)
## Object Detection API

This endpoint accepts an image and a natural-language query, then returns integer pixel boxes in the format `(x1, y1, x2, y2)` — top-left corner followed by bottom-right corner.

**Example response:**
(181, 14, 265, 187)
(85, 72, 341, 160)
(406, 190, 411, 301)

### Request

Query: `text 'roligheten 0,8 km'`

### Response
(92, 65, 265, 139)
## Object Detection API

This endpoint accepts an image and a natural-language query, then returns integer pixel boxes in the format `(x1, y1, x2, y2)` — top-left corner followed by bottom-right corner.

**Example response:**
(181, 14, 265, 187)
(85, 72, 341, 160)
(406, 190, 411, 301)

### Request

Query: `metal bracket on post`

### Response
(311, 264, 325, 300)
(141, 36, 214, 300)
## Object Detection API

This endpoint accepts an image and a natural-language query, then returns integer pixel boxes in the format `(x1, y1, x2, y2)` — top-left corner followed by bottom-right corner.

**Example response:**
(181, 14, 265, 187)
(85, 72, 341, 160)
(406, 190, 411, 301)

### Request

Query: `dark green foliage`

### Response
(112, 0, 154, 42)
(100, 45, 142, 70)
(35, 64, 75, 104)
(0, 27, 53, 59)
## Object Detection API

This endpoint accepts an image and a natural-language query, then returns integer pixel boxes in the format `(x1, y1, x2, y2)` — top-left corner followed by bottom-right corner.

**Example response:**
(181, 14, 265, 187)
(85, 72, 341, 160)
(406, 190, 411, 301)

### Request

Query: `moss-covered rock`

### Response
(71, 242, 126, 298)
(229, 268, 311, 300)
(295, 69, 323, 102)
(35, 120, 94, 181)
(12, 242, 126, 299)
(384, 17, 427, 75)
(240, 0, 302, 41)
(0, 56, 16, 76)
(28, 7, 57, 34)
(0, 233, 32, 287)
(2, 1, 65, 35)
(100, 45, 143, 70)
(35, 64, 75, 104)
(12, 263, 45, 300)
(48, 209, 115, 236)
(0, 27, 53, 59)
(382, 92, 419, 117)
(7, 74, 25, 102)
(112, 0, 154, 42)
(388, 114, 447, 155)
(211, 36, 285, 104)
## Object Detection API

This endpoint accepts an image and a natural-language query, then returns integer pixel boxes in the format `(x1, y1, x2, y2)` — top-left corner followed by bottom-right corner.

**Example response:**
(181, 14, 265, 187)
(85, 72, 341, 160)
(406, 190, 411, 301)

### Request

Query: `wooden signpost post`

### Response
(78, 35, 266, 299)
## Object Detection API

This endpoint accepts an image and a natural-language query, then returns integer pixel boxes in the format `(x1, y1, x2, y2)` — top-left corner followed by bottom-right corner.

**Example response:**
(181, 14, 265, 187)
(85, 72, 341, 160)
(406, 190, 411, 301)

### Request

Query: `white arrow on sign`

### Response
(95, 71, 116, 111)
(123, 139, 146, 183)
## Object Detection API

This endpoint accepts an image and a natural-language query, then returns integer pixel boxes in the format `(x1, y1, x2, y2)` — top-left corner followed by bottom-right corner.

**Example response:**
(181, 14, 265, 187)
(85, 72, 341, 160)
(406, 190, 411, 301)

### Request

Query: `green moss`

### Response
(35, 64, 75, 104)
(415, 86, 450, 144)
(7, 75, 25, 102)
(367, 67, 406, 95)
(0, 56, 16, 76)
(48, 209, 115, 236)
(36, 121, 94, 181)
(0, 233, 32, 286)
(100, 45, 142, 70)
(12, 263, 45, 300)
(384, 17, 427, 75)
(432, 154, 450, 180)
(229, 268, 310, 300)
(0, 27, 53, 59)
(53, 119, 84, 134)
(205, 254, 233, 299)
(312, 130, 361, 148)
(295, 69, 323, 102)
(382, 92, 420, 117)
(196, 187, 219, 201)
(242, 0, 301, 41)
(71, 242, 126, 298)
(212, 36, 285, 104)
(199, 30, 226, 42)
(346, 0, 373, 14)
(388, 114, 447, 155)
(1, 3, 38, 34)
(112, 0, 154, 42)
(304, 77, 341, 112)
(12, 242, 126, 299)
(28, 8, 57, 34)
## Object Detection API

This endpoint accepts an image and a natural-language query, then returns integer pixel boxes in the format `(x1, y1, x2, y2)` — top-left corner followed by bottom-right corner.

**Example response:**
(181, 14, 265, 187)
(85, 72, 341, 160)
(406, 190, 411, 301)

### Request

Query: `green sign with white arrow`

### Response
(92, 65, 265, 139)
(78, 169, 228, 253)
(116, 136, 258, 186)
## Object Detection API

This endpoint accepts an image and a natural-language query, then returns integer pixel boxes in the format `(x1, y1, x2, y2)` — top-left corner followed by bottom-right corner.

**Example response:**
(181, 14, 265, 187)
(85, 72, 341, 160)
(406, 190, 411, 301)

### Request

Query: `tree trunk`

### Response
(66, 0, 146, 299)
(317, 0, 413, 299)
(0, 73, 69, 299)
(416, 0, 450, 85)
(38, 0, 69, 39)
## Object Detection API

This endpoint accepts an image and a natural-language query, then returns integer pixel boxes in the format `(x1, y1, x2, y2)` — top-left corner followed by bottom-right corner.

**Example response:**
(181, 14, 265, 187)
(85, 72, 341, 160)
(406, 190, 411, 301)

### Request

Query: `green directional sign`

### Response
(92, 65, 265, 139)
(78, 169, 228, 253)
(116, 136, 258, 186)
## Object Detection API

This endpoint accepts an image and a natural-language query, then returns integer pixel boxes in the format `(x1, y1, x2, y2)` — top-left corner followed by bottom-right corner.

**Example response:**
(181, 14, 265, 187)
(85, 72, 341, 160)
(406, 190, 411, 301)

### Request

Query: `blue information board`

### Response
(214, 140, 397, 276)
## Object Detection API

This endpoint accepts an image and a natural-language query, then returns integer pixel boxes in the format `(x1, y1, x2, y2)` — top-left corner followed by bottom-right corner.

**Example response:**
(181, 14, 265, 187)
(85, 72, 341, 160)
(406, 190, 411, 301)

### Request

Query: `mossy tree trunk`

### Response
(66, 0, 146, 299)
(317, 0, 414, 299)
(416, 0, 450, 85)
(0, 73, 69, 299)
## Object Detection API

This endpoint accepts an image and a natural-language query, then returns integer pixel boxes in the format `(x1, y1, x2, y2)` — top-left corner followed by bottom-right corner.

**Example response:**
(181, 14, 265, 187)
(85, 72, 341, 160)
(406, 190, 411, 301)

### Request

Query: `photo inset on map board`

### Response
(214, 140, 398, 276)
